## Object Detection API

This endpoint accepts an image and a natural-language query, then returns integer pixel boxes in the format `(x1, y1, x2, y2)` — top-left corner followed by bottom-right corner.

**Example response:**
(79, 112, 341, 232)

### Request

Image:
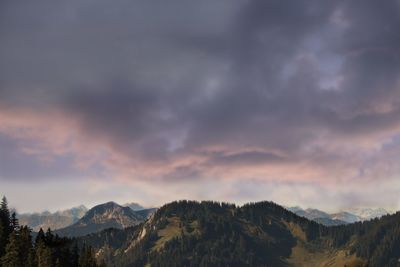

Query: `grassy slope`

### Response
(152, 217, 182, 251)
(144, 213, 366, 266)
(152, 217, 201, 252)
(285, 221, 366, 267)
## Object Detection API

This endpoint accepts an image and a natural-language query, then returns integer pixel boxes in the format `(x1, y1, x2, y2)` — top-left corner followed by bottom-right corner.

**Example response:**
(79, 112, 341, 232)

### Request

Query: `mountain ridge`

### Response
(76, 200, 400, 267)
(287, 206, 390, 225)
(17, 205, 88, 231)
(55, 202, 145, 237)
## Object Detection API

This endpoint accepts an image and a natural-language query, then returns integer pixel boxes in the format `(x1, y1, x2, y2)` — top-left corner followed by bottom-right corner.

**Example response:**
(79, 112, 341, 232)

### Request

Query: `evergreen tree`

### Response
(45, 228, 54, 244)
(79, 245, 97, 267)
(19, 226, 33, 264)
(0, 220, 5, 259)
(0, 197, 12, 258)
(0, 197, 10, 224)
(27, 248, 37, 267)
(10, 213, 18, 232)
(0, 198, 100, 267)
(35, 228, 45, 246)
(1, 231, 23, 267)
(36, 241, 52, 267)
(71, 244, 80, 267)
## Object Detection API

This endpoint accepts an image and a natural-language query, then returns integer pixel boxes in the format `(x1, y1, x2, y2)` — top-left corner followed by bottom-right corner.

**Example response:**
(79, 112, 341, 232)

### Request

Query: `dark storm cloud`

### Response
(1, 0, 400, 191)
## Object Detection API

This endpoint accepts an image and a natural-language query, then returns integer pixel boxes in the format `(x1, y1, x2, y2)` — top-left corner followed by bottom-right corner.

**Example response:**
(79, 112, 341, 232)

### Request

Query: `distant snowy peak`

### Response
(303, 208, 331, 219)
(287, 206, 391, 225)
(344, 208, 389, 220)
(286, 207, 339, 225)
(330, 212, 361, 223)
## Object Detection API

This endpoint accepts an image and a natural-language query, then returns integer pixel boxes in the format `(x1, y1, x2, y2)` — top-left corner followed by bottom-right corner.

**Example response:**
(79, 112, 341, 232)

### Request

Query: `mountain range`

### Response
(54, 202, 156, 237)
(18, 202, 390, 234)
(12, 199, 400, 266)
(287, 206, 389, 226)
(17, 202, 156, 234)
(75, 201, 400, 267)
(17, 205, 88, 232)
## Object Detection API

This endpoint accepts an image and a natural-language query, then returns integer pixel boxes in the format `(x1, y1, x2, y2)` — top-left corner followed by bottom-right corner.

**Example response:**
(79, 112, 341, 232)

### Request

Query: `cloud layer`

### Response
(1, 0, 400, 211)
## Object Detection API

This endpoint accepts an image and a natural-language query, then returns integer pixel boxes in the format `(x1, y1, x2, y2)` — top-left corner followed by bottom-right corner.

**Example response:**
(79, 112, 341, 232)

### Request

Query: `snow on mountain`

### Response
(286, 206, 390, 225)
(344, 208, 389, 220)
(330, 212, 361, 223)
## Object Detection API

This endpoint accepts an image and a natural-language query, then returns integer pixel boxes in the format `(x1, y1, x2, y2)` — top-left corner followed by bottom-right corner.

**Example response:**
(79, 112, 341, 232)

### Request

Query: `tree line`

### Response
(0, 197, 105, 267)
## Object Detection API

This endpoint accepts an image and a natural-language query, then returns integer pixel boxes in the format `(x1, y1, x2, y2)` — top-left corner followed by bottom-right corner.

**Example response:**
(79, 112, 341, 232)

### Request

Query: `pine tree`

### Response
(71, 244, 79, 267)
(19, 226, 33, 264)
(0, 197, 10, 222)
(10, 213, 19, 232)
(45, 228, 54, 244)
(0, 220, 5, 259)
(35, 228, 45, 246)
(36, 240, 52, 267)
(0, 197, 12, 258)
(0, 198, 98, 267)
(1, 231, 23, 267)
(79, 245, 97, 267)
(27, 248, 37, 267)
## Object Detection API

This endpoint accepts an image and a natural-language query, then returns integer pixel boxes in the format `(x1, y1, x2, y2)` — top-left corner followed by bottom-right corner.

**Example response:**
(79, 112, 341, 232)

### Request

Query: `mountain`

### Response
(286, 206, 303, 213)
(346, 207, 389, 220)
(287, 207, 331, 220)
(312, 217, 347, 226)
(135, 207, 157, 219)
(76, 200, 400, 267)
(288, 206, 390, 225)
(303, 208, 331, 219)
(331, 211, 361, 223)
(123, 202, 145, 211)
(55, 202, 144, 237)
(287, 207, 348, 226)
(17, 205, 87, 231)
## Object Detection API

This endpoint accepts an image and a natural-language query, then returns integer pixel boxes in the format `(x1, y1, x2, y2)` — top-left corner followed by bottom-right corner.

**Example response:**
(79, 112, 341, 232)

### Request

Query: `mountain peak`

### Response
(96, 201, 119, 208)
(123, 202, 145, 211)
(55, 201, 144, 237)
(344, 207, 389, 220)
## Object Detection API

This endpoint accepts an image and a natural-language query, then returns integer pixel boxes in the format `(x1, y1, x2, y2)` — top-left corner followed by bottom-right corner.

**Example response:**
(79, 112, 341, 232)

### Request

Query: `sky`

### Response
(1, 0, 400, 213)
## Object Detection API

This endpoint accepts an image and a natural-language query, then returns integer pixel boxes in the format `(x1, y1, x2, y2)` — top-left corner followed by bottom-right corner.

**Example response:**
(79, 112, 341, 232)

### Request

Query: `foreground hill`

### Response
(55, 202, 145, 237)
(76, 200, 400, 267)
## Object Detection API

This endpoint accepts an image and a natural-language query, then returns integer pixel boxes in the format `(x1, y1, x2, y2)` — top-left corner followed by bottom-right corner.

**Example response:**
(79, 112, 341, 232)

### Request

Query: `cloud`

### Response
(1, 0, 400, 209)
